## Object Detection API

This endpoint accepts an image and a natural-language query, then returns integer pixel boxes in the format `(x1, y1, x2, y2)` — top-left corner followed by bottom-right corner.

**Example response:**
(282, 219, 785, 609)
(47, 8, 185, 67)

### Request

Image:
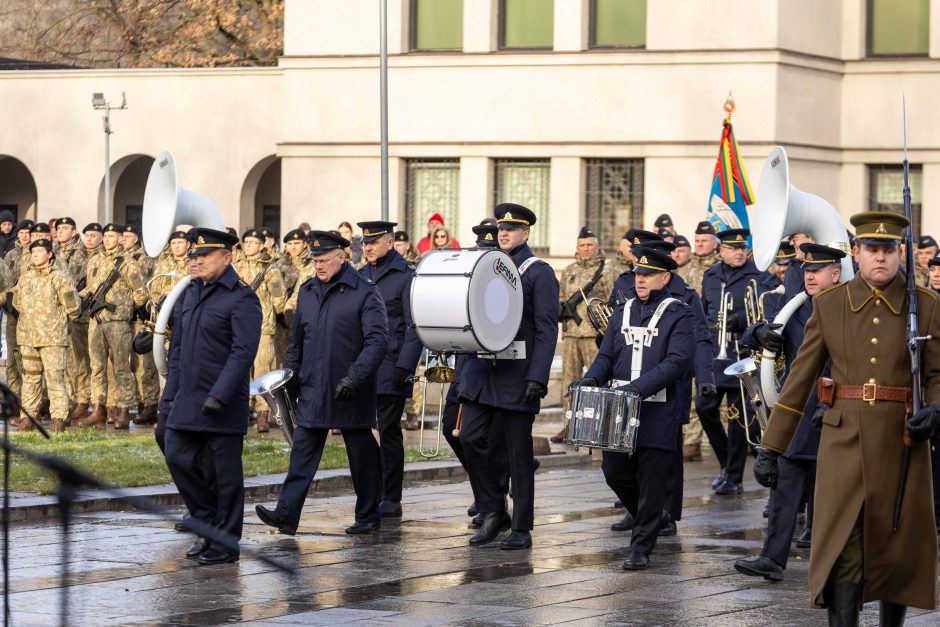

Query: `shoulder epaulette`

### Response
(916, 286, 939, 300)
(817, 282, 848, 298)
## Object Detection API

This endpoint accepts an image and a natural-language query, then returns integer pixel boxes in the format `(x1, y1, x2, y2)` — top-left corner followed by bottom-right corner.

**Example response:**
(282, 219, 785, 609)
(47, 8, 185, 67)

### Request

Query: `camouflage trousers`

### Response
(5, 314, 20, 398)
(561, 337, 599, 405)
(275, 324, 290, 369)
(68, 321, 91, 404)
(684, 379, 703, 446)
(131, 320, 160, 406)
(404, 362, 424, 418)
(250, 333, 277, 411)
(20, 345, 69, 422)
(89, 319, 137, 409)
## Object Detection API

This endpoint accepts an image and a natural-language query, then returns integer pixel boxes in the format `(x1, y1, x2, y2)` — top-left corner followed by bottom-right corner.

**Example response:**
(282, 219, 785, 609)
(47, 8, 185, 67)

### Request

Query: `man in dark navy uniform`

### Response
(573, 246, 695, 570)
(734, 243, 844, 582)
(256, 230, 388, 535)
(458, 204, 559, 549)
(697, 228, 769, 495)
(356, 220, 423, 518)
(162, 228, 262, 565)
(609, 229, 665, 307)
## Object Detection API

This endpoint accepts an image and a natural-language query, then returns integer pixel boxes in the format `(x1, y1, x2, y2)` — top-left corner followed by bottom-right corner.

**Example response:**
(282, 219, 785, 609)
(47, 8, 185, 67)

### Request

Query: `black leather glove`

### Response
(4, 293, 16, 316)
(753, 322, 784, 353)
(907, 404, 940, 441)
(753, 449, 780, 489)
(132, 330, 154, 355)
(811, 404, 828, 429)
(697, 383, 718, 398)
(568, 377, 598, 392)
(201, 396, 224, 416)
(616, 383, 643, 397)
(393, 368, 412, 388)
(524, 380, 548, 403)
(334, 376, 357, 401)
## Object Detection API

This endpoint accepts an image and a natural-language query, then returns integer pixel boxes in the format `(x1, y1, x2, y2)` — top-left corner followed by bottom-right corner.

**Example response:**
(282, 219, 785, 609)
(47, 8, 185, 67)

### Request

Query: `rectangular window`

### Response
(493, 159, 550, 252)
(411, 0, 464, 51)
(868, 164, 923, 236)
(500, 0, 553, 50)
(125, 205, 143, 233)
(261, 205, 280, 232)
(404, 159, 461, 248)
(868, 0, 929, 56)
(591, 0, 646, 48)
(584, 158, 644, 252)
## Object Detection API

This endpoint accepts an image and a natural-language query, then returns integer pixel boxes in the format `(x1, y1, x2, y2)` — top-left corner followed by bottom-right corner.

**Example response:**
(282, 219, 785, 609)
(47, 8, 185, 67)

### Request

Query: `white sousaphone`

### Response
(142, 150, 225, 379)
(743, 146, 853, 405)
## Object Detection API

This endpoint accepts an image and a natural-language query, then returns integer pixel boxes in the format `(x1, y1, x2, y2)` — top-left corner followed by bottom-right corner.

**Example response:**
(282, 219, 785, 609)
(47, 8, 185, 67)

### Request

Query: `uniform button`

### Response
(871, 337, 878, 345)
(875, 299, 881, 306)
(869, 377, 876, 383)
(870, 357, 878, 364)
(873, 317, 880, 325)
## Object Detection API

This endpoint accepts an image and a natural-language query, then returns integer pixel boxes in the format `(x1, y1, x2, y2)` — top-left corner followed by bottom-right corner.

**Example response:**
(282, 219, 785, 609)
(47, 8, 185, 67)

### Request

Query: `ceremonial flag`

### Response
(706, 95, 754, 246)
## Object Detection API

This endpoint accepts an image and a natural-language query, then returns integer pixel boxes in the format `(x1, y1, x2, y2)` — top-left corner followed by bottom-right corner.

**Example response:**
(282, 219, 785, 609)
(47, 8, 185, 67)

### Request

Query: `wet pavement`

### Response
(7, 451, 940, 626)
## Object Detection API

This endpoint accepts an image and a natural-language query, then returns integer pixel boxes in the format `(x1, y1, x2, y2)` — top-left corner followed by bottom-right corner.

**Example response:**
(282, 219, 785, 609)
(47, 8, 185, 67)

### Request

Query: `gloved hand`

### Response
(201, 396, 224, 416)
(753, 322, 784, 353)
(697, 383, 718, 398)
(568, 377, 598, 392)
(811, 404, 829, 429)
(728, 310, 748, 332)
(753, 449, 780, 489)
(524, 380, 548, 403)
(4, 293, 16, 316)
(615, 383, 642, 398)
(393, 368, 412, 388)
(907, 404, 940, 441)
(334, 376, 357, 401)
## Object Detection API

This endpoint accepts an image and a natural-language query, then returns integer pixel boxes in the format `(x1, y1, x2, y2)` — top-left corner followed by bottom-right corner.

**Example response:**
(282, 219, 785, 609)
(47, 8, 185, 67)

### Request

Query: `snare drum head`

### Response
(467, 250, 523, 352)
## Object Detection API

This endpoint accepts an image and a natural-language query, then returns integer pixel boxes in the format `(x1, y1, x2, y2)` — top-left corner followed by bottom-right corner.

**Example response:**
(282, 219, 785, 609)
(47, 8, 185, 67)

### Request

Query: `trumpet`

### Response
(744, 279, 760, 327)
(715, 282, 734, 361)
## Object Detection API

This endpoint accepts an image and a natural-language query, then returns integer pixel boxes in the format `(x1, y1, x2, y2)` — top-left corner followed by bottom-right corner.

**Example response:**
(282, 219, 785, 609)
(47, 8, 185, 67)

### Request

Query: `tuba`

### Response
(724, 357, 770, 446)
(142, 151, 225, 378)
(249, 368, 296, 445)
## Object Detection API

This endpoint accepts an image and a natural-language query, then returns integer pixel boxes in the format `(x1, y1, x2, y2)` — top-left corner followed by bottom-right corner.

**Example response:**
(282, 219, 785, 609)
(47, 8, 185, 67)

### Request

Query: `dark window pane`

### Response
(592, 0, 646, 48)
(868, 164, 922, 236)
(501, 0, 553, 49)
(868, 0, 929, 56)
(413, 0, 464, 51)
(125, 205, 143, 233)
(584, 158, 644, 253)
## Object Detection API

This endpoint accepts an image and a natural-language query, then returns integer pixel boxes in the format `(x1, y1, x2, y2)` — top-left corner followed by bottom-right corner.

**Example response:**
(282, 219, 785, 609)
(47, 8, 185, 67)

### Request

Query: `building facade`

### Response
(1, 0, 939, 261)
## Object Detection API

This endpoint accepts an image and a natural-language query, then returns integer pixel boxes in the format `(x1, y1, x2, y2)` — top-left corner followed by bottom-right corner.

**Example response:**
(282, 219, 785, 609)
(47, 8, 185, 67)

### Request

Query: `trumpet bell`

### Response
(724, 357, 771, 433)
(425, 365, 456, 384)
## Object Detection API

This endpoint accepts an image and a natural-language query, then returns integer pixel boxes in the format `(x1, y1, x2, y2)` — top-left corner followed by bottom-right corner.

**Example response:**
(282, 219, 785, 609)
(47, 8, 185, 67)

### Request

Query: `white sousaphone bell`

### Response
(142, 150, 225, 378)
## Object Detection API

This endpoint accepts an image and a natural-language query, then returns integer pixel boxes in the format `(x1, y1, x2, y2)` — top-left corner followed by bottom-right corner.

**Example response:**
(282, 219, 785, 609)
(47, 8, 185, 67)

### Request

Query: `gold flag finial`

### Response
(724, 91, 736, 120)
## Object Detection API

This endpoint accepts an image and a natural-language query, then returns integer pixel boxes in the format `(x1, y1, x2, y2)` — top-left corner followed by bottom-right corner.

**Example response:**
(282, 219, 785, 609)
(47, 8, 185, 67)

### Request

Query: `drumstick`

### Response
(452, 404, 462, 437)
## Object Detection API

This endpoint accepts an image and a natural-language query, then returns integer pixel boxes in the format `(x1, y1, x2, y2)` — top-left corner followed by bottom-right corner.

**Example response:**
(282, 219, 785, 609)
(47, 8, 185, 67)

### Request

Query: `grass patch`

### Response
(6, 428, 452, 495)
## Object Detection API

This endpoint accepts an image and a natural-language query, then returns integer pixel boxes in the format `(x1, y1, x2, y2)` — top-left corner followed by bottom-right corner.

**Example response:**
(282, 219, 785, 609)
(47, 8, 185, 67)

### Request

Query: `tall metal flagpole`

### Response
(380, 0, 389, 221)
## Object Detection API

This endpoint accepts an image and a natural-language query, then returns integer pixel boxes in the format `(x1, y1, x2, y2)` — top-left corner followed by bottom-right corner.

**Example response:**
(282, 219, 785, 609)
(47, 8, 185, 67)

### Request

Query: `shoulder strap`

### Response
(518, 256, 544, 275)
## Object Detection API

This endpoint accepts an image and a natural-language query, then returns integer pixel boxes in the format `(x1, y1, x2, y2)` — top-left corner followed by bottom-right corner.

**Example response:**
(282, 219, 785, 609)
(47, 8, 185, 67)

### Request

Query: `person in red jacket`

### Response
(416, 213, 460, 253)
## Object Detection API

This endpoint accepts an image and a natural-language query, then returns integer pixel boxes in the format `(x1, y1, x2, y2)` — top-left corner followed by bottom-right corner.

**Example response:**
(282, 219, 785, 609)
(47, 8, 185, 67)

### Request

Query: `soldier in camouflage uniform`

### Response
(671, 234, 693, 275)
(554, 226, 619, 441)
(277, 229, 311, 365)
(4, 239, 80, 431)
(121, 224, 160, 424)
(393, 230, 422, 427)
(914, 234, 937, 288)
(234, 228, 287, 433)
(4, 220, 35, 398)
(150, 230, 191, 303)
(52, 217, 91, 422)
(78, 223, 147, 429)
(65, 223, 103, 422)
(393, 230, 422, 266)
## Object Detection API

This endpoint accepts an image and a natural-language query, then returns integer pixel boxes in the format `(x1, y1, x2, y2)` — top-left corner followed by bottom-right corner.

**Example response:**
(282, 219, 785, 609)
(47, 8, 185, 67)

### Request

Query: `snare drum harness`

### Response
(615, 297, 678, 402)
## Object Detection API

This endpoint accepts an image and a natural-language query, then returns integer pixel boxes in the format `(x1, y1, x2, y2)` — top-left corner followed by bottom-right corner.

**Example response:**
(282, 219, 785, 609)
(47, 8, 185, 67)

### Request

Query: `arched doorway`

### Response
(0, 156, 38, 222)
(98, 154, 154, 227)
(240, 156, 281, 235)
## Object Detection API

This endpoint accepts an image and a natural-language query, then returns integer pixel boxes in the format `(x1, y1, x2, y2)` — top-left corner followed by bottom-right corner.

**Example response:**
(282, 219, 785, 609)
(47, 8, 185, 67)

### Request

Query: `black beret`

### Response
(632, 245, 678, 274)
(54, 217, 76, 228)
(123, 224, 140, 236)
(694, 221, 716, 235)
(307, 230, 350, 254)
(394, 230, 410, 243)
(918, 235, 938, 249)
(242, 228, 264, 242)
(578, 226, 596, 239)
(103, 223, 121, 234)
(654, 214, 673, 228)
(15, 220, 34, 232)
(928, 254, 940, 268)
(29, 238, 53, 253)
(260, 227, 276, 240)
(31, 222, 51, 234)
(168, 230, 189, 242)
(189, 228, 239, 256)
(357, 221, 398, 243)
(83, 222, 103, 234)
(283, 228, 307, 244)
(495, 203, 537, 227)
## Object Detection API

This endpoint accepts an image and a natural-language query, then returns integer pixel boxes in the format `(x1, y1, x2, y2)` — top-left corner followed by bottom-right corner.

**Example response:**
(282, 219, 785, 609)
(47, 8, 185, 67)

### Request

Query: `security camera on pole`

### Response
(91, 92, 128, 226)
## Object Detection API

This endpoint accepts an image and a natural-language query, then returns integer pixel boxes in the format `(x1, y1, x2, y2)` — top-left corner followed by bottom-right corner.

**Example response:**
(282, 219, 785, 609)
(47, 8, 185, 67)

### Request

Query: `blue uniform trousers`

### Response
(695, 386, 758, 484)
(442, 398, 509, 496)
(377, 395, 407, 503)
(459, 401, 534, 530)
(274, 425, 381, 528)
(602, 447, 671, 557)
(665, 430, 684, 521)
(164, 428, 244, 549)
(763, 456, 816, 567)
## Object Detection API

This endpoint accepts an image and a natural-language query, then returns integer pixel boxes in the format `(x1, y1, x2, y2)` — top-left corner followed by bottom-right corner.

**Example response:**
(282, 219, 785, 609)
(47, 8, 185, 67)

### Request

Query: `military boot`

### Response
(879, 602, 906, 627)
(16, 414, 35, 431)
(38, 398, 51, 422)
(256, 411, 270, 433)
(51, 419, 66, 433)
(106, 406, 116, 425)
(824, 582, 861, 627)
(112, 407, 130, 429)
(68, 402, 90, 423)
(79, 404, 108, 428)
(133, 405, 158, 426)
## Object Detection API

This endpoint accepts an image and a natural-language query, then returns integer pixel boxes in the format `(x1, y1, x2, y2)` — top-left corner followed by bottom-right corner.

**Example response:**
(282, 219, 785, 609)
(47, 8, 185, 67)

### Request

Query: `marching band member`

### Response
(734, 243, 844, 582)
(458, 204, 559, 550)
(356, 220, 423, 518)
(756, 212, 940, 624)
(256, 230, 388, 536)
(572, 246, 694, 570)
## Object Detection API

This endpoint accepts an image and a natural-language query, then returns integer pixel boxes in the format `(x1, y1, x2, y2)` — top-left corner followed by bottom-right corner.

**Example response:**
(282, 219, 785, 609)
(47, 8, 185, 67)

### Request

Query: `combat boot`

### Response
(106, 406, 116, 424)
(37, 399, 51, 422)
(51, 419, 66, 433)
(824, 582, 861, 627)
(112, 407, 130, 429)
(256, 411, 270, 433)
(879, 602, 906, 627)
(133, 405, 158, 426)
(16, 415, 35, 431)
(79, 404, 107, 428)
(68, 402, 90, 423)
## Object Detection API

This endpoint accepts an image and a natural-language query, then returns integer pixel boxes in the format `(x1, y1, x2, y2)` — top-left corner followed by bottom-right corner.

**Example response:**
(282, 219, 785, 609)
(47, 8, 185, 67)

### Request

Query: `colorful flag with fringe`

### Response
(707, 95, 754, 246)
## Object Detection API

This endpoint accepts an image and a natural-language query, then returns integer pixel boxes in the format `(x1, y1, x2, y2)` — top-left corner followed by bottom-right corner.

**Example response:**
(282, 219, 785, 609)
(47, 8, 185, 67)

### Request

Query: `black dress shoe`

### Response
(346, 520, 380, 534)
(622, 552, 649, 571)
(255, 505, 297, 536)
(186, 537, 211, 559)
(658, 511, 677, 537)
(196, 547, 239, 565)
(469, 511, 511, 546)
(467, 502, 478, 517)
(613, 499, 624, 508)
(611, 513, 635, 531)
(734, 555, 784, 581)
(795, 526, 812, 548)
(763, 501, 770, 518)
(174, 513, 191, 533)
(711, 468, 728, 489)
(469, 513, 485, 528)
(500, 530, 532, 550)
(713, 480, 743, 495)
(379, 501, 402, 518)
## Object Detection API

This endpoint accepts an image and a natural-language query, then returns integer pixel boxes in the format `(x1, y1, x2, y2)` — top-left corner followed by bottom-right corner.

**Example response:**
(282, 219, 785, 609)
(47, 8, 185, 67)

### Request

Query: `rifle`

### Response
(893, 98, 932, 531)
(249, 260, 270, 292)
(83, 257, 124, 318)
(559, 258, 606, 327)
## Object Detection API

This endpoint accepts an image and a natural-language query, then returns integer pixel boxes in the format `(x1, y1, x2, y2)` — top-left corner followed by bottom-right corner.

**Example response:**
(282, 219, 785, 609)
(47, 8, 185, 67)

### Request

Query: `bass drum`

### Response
(411, 249, 523, 353)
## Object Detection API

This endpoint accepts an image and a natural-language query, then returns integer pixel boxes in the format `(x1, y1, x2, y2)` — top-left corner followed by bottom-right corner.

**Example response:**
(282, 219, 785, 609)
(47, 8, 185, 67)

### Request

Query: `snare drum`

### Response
(410, 249, 524, 353)
(564, 386, 641, 454)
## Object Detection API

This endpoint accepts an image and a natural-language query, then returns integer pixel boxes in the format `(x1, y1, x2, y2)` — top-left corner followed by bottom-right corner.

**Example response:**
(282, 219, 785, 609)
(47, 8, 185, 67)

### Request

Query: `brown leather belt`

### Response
(817, 377, 912, 412)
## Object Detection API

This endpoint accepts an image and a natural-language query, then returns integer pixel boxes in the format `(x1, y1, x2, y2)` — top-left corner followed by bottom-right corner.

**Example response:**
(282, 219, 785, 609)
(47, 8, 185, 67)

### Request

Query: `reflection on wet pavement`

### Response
(5, 456, 938, 626)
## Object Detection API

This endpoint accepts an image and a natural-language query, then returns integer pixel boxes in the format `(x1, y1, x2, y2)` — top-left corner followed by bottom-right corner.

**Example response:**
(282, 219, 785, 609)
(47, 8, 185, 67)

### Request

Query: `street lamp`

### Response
(92, 92, 128, 225)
